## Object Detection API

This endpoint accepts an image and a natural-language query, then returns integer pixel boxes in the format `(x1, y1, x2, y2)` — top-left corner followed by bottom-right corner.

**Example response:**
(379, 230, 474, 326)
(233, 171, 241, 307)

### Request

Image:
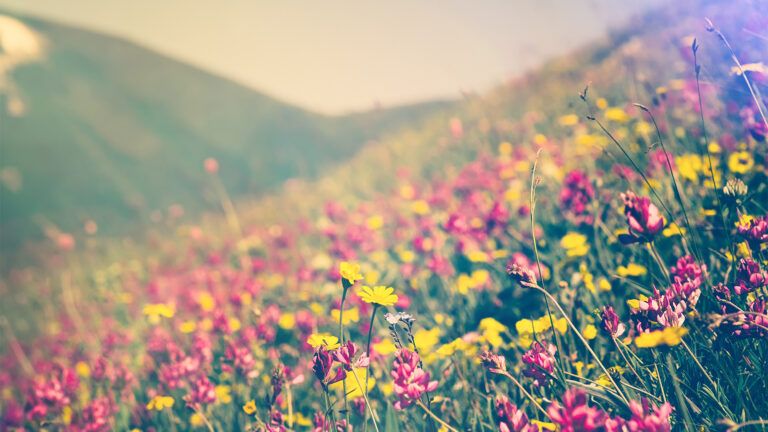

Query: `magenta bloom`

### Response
(334, 341, 370, 370)
(495, 395, 540, 432)
(620, 192, 664, 244)
(479, 351, 507, 374)
(737, 215, 768, 248)
(522, 341, 557, 387)
(312, 346, 347, 387)
(559, 170, 595, 226)
(184, 376, 216, 408)
(625, 398, 673, 432)
(391, 349, 438, 410)
(600, 306, 626, 338)
(547, 388, 606, 432)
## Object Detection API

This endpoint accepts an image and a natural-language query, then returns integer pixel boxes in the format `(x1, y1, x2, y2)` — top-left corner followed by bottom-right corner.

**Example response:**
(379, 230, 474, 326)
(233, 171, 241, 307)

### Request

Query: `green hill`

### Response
(0, 12, 452, 249)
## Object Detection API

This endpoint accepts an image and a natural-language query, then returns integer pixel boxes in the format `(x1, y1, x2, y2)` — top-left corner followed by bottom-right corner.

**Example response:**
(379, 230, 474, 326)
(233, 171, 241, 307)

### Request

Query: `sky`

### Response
(0, 0, 660, 114)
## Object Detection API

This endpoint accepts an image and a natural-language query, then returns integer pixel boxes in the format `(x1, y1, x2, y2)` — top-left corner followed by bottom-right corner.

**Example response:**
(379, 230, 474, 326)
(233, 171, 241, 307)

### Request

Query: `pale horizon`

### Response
(0, 0, 661, 114)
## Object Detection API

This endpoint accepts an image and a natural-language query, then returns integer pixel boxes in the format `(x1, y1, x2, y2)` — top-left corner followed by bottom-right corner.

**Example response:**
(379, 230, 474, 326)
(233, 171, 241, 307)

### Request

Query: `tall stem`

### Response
(415, 400, 458, 432)
(363, 305, 379, 432)
(338, 287, 350, 425)
(350, 369, 380, 432)
(531, 284, 631, 406)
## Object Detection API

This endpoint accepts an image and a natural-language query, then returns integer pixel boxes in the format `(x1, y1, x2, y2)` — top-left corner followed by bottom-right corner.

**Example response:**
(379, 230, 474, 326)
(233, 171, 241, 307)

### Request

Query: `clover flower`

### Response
(479, 351, 507, 374)
(312, 346, 346, 387)
(737, 215, 768, 248)
(495, 395, 539, 432)
(391, 349, 437, 410)
(547, 388, 606, 431)
(600, 306, 626, 338)
(333, 341, 370, 370)
(619, 191, 664, 244)
(522, 341, 557, 387)
(559, 169, 595, 226)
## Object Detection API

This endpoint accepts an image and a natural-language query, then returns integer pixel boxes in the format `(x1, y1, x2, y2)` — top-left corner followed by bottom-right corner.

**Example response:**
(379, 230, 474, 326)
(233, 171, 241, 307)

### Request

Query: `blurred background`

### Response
(0, 0, 659, 263)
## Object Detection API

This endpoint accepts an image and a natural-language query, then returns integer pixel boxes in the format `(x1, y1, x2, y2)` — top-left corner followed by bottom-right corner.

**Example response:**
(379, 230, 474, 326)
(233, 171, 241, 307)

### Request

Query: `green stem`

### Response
(338, 287, 350, 426)
(363, 305, 379, 432)
(500, 371, 548, 418)
(530, 284, 631, 406)
(349, 368, 380, 432)
(415, 400, 458, 432)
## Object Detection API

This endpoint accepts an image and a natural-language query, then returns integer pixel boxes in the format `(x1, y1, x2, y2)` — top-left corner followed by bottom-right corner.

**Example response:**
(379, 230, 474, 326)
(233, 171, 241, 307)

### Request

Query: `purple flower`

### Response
(619, 192, 664, 244)
(391, 349, 438, 410)
(479, 351, 507, 374)
(600, 306, 626, 338)
(547, 388, 606, 431)
(495, 395, 540, 432)
(522, 341, 557, 387)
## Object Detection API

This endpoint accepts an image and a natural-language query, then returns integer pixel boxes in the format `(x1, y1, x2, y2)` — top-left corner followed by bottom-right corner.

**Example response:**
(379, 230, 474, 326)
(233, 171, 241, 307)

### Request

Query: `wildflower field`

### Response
(3, 1, 768, 431)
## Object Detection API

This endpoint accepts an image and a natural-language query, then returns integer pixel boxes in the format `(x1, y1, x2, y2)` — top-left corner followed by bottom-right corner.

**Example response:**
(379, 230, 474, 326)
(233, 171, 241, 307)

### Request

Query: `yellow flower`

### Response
(339, 262, 364, 285)
(307, 333, 340, 350)
(372, 339, 398, 356)
(532, 420, 558, 431)
(558, 114, 579, 126)
(436, 337, 476, 357)
(75, 361, 91, 378)
(278, 313, 296, 330)
(197, 292, 215, 312)
(675, 154, 703, 182)
(728, 150, 754, 174)
(366, 215, 384, 230)
(583, 324, 598, 340)
(626, 294, 648, 310)
(146, 395, 175, 411)
(142, 304, 174, 324)
(243, 400, 257, 415)
(731, 62, 768, 76)
(617, 263, 647, 277)
(190, 413, 205, 427)
(358, 286, 398, 307)
(411, 200, 431, 215)
(604, 107, 629, 122)
(561, 233, 589, 257)
(62, 405, 72, 425)
(332, 307, 360, 325)
(179, 320, 197, 334)
(662, 223, 686, 238)
(498, 141, 513, 156)
(456, 270, 490, 295)
(215, 385, 232, 404)
(635, 327, 688, 348)
(330, 368, 374, 398)
(413, 328, 441, 353)
(596, 98, 608, 110)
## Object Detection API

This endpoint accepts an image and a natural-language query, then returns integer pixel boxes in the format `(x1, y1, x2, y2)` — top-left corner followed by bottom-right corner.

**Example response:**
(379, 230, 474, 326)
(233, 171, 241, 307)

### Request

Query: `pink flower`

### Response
(620, 192, 664, 244)
(737, 215, 768, 248)
(600, 306, 626, 338)
(391, 349, 438, 410)
(334, 341, 370, 370)
(625, 398, 673, 431)
(184, 376, 216, 408)
(522, 341, 557, 387)
(479, 351, 507, 374)
(547, 388, 606, 431)
(560, 170, 595, 226)
(312, 347, 346, 387)
(495, 396, 540, 432)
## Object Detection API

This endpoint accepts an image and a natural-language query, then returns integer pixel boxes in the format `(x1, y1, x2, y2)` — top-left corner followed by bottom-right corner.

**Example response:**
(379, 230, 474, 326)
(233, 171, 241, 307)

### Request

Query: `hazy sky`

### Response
(0, 1, 660, 114)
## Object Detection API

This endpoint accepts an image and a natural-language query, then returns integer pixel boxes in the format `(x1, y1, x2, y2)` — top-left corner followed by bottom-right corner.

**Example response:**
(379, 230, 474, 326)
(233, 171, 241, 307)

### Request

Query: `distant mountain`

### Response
(0, 12, 452, 248)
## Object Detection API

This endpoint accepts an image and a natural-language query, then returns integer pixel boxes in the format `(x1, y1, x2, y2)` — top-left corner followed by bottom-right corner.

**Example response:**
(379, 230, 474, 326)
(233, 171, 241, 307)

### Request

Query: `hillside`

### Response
(0, 12, 452, 249)
(2, 0, 768, 430)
